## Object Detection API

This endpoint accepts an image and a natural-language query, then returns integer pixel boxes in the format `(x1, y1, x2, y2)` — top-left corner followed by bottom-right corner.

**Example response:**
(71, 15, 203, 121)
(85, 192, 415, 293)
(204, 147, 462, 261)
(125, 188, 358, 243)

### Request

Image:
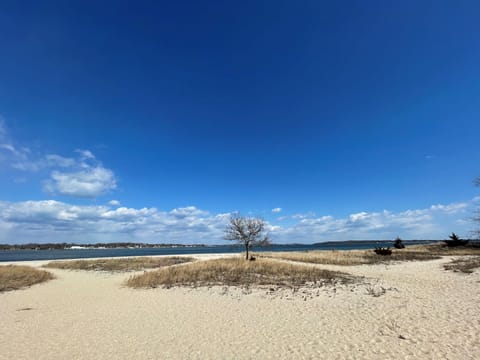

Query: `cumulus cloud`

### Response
(42, 151, 117, 198)
(0, 198, 476, 244)
(108, 200, 121, 206)
(271, 207, 282, 213)
(44, 166, 117, 198)
(43, 149, 117, 198)
(271, 200, 473, 243)
(0, 118, 117, 198)
(0, 201, 230, 244)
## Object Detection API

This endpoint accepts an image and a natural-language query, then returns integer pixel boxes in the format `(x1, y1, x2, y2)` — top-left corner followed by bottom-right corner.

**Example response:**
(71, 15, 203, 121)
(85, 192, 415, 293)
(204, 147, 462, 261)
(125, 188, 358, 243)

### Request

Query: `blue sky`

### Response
(0, 1, 479, 244)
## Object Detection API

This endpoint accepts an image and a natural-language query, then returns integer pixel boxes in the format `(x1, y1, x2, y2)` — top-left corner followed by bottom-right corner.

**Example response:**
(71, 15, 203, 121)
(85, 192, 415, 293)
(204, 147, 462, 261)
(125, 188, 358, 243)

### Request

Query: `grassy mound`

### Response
(415, 243, 480, 256)
(0, 265, 54, 292)
(126, 257, 353, 289)
(262, 249, 440, 266)
(44, 256, 194, 272)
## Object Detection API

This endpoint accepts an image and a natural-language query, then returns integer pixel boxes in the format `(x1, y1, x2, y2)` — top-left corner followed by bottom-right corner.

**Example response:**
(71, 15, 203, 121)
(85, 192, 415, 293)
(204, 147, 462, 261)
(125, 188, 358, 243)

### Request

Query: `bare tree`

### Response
(224, 215, 270, 260)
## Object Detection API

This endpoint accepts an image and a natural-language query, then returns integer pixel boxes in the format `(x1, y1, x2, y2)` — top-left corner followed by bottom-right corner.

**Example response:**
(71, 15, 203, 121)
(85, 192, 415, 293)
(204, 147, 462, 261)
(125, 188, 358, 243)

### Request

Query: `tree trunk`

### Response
(245, 242, 249, 260)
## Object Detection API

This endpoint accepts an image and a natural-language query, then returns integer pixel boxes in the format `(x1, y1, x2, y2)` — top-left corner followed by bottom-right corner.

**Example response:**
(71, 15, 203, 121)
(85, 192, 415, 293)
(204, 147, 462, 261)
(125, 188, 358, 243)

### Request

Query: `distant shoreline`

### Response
(0, 239, 442, 251)
(0, 242, 208, 251)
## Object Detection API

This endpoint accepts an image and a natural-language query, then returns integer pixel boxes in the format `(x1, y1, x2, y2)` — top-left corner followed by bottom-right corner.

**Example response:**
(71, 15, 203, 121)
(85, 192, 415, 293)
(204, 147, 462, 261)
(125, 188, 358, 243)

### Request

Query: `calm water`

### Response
(0, 241, 433, 262)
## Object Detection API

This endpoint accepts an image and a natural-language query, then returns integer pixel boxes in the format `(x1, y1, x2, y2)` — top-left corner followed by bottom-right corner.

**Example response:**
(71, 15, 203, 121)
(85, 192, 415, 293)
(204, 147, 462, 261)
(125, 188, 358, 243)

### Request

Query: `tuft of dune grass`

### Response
(444, 257, 480, 274)
(0, 265, 54, 292)
(43, 256, 194, 272)
(261, 248, 441, 266)
(126, 257, 354, 289)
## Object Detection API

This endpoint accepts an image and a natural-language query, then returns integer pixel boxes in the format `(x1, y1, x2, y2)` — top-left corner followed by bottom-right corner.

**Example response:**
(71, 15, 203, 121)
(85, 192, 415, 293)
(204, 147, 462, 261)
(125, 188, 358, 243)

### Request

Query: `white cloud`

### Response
(291, 212, 316, 219)
(271, 199, 477, 243)
(9, 153, 76, 172)
(0, 201, 230, 244)
(170, 206, 209, 218)
(42, 150, 117, 198)
(44, 166, 117, 198)
(0, 118, 117, 199)
(76, 149, 95, 160)
(271, 207, 282, 213)
(108, 200, 121, 206)
(44, 154, 76, 168)
(430, 202, 468, 214)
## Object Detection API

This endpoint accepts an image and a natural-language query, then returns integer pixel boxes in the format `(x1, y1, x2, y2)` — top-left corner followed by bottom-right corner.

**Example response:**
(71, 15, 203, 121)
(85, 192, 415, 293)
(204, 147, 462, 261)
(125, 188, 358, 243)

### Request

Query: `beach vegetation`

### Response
(374, 247, 392, 255)
(445, 232, 469, 247)
(261, 248, 440, 266)
(393, 237, 405, 249)
(0, 265, 54, 292)
(444, 256, 480, 274)
(43, 256, 194, 272)
(126, 257, 353, 289)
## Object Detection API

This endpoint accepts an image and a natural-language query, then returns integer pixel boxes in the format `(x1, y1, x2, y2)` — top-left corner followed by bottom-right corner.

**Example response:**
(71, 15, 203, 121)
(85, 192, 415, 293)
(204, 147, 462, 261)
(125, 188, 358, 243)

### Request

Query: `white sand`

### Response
(1, 255, 479, 359)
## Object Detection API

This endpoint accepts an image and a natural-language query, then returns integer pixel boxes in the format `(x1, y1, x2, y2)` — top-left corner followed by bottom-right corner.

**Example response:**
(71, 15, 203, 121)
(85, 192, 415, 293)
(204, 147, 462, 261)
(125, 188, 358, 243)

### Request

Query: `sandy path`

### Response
(1, 255, 479, 359)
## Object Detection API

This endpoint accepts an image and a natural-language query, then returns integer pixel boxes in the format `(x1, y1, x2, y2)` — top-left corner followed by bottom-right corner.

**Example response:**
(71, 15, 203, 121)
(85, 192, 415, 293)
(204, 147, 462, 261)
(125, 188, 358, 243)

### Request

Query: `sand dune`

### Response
(1, 255, 479, 359)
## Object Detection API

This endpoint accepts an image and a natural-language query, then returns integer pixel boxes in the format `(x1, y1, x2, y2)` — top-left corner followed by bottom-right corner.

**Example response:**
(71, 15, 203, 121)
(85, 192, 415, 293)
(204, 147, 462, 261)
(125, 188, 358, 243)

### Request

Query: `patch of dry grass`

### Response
(43, 256, 194, 272)
(0, 265, 54, 292)
(261, 248, 440, 266)
(411, 243, 480, 256)
(126, 257, 353, 289)
(444, 257, 480, 274)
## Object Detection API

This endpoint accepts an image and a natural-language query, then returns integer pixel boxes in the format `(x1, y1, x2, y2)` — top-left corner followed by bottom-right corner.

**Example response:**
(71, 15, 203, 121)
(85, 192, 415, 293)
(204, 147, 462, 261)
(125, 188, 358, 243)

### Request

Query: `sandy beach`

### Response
(1, 254, 479, 360)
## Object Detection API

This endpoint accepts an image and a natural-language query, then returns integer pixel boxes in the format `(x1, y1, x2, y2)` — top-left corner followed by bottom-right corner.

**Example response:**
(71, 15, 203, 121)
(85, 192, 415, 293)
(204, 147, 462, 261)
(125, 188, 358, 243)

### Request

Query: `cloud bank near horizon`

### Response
(0, 198, 476, 244)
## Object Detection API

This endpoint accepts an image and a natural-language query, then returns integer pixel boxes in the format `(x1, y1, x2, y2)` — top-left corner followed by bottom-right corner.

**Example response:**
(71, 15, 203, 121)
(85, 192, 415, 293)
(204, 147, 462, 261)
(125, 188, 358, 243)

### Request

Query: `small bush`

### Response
(393, 237, 405, 249)
(374, 247, 392, 256)
(444, 233, 469, 247)
(0, 265, 54, 292)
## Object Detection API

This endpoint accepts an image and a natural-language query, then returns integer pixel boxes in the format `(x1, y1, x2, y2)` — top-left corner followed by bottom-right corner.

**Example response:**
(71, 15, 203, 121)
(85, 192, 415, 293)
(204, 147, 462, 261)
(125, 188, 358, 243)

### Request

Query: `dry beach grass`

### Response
(0, 265, 54, 292)
(260, 247, 441, 266)
(126, 256, 354, 288)
(444, 256, 480, 273)
(43, 256, 194, 272)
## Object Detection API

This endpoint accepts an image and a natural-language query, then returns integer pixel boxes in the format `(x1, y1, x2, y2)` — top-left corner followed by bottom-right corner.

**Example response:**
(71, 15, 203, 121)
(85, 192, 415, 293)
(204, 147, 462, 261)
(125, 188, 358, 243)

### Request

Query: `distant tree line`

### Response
(0, 242, 207, 251)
